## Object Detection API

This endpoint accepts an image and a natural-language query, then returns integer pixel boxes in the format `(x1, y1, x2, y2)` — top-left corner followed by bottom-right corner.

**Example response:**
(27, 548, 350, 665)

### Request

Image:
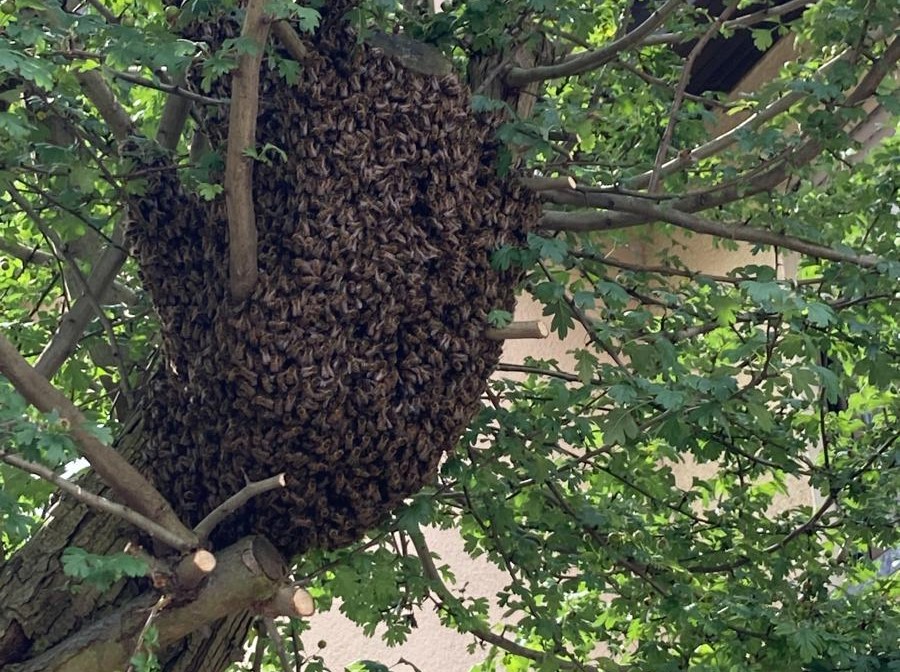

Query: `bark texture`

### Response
(0, 415, 252, 672)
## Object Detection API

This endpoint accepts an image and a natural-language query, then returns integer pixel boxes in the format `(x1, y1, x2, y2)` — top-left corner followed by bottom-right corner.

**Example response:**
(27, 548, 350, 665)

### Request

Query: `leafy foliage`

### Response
(0, 0, 897, 671)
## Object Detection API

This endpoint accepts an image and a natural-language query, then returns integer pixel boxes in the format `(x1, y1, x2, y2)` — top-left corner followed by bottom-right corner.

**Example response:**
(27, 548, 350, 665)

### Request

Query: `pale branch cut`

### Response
(258, 585, 315, 618)
(0, 451, 193, 552)
(505, 0, 682, 87)
(0, 334, 198, 549)
(225, 0, 273, 302)
(537, 208, 642, 232)
(16, 536, 286, 672)
(194, 473, 287, 542)
(648, 1, 738, 193)
(175, 550, 218, 590)
(485, 320, 550, 340)
(271, 20, 310, 62)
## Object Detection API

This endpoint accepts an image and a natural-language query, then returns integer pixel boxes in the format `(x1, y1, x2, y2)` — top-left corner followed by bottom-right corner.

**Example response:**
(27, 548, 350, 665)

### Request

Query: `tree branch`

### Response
(0, 451, 193, 552)
(548, 192, 882, 268)
(505, 0, 683, 87)
(75, 69, 134, 142)
(108, 69, 228, 107)
(407, 527, 626, 672)
(648, 2, 739, 192)
(194, 474, 286, 542)
(15, 536, 286, 672)
(0, 334, 197, 549)
(225, 0, 273, 302)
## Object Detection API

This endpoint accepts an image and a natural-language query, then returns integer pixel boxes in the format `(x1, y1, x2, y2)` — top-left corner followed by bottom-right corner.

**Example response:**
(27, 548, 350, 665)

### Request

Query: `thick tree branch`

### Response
(194, 474, 286, 542)
(13, 536, 285, 672)
(0, 334, 197, 549)
(506, 0, 682, 87)
(75, 69, 134, 142)
(225, 0, 273, 302)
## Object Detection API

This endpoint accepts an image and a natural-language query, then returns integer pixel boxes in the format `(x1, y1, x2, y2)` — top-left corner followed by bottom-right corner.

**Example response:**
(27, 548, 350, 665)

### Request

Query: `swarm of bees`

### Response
(127, 11, 539, 557)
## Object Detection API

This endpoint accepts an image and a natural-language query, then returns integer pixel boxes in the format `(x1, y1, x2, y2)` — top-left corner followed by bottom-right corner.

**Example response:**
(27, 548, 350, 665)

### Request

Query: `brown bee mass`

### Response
(128, 15, 537, 558)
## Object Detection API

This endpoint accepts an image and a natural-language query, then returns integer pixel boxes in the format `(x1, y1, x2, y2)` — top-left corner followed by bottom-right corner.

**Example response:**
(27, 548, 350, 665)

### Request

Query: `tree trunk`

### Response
(0, 414, 252, 672)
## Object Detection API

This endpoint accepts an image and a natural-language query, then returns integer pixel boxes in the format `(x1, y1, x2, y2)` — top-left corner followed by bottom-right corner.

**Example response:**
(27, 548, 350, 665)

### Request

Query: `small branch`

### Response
(540, 191, 883, 268)
(647, 2, 738, 192)
(537, 207, 645, 232)
(258, 584, 315, 618)
(506, 0, 682, 86)
(225, 0, 273, 302)
(35, 230, 127, 379)
(0, 451, 194, 551)
(496, 363, 599, 385)
(271, 20, 310, 62)
(262, 618, 292, 672)
(407, 528, 625, 672)
(125, 595, 169, 672)
(0, 333, 198, 549)
(485, 320, 549, 340)
(194, 473, 286, 541)
(75, 69, 134, 142)
(109, 69, 228, 107)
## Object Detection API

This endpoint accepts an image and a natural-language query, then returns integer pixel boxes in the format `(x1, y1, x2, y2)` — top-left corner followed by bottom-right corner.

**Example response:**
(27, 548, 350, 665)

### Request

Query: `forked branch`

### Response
(506, 0, 682, 86)
(0, 333, 197, 549)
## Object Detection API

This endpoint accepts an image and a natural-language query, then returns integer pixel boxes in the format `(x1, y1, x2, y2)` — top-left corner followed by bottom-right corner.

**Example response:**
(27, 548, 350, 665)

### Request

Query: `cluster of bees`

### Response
(128, 13, 539, 557)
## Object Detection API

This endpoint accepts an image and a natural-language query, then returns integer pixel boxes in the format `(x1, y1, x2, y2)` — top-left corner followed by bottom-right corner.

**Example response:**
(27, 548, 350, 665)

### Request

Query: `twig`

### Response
(0, 451, 193, 551)
(506, 0, 682, 86)
(194, 473, 286, 541)
(108, 69, 228, 106)
(0, 334, 198, 549)
(85, 0, 117, 23)
(225, 0, 273, 302)
(125, 595, 169, 672)
(407, 527, 626, 672)
(540, 190, 883, 268)
(615, 59, 733, 109)
(262, 617, 292, 672)
(647, 2, 739, 192)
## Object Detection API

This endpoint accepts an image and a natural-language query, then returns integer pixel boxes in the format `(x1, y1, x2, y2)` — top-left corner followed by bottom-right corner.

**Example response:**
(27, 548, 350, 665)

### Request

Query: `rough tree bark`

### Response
(0, 414, 254, 672)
